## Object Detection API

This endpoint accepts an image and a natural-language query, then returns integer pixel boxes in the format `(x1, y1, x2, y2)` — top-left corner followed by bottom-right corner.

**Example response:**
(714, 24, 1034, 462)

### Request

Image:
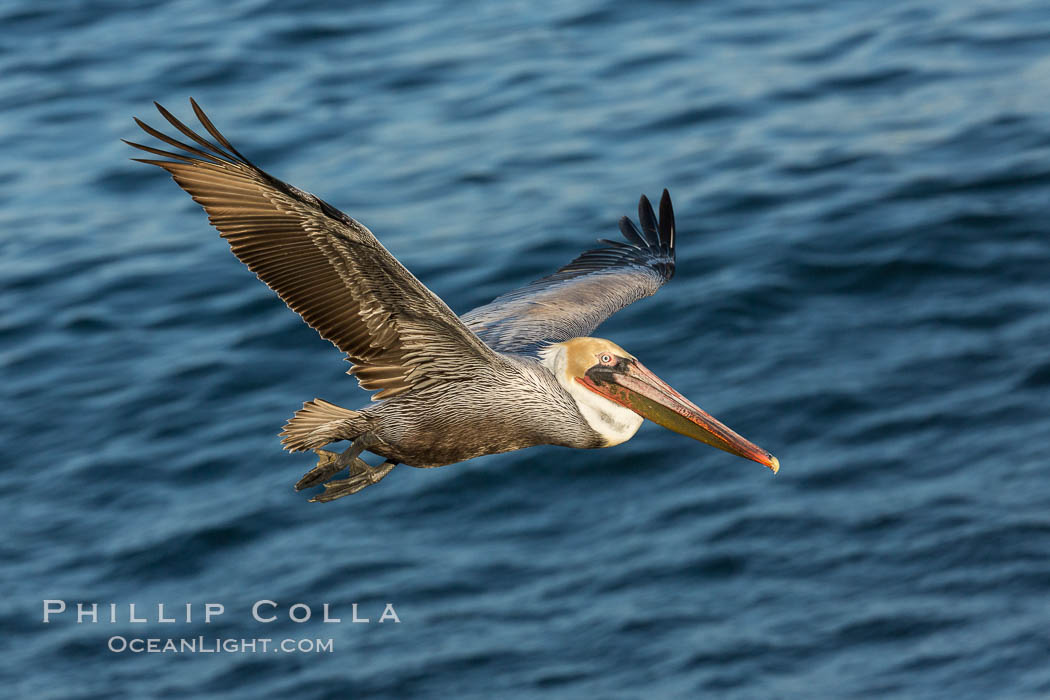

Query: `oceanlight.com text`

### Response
(107, 636, 335, 654)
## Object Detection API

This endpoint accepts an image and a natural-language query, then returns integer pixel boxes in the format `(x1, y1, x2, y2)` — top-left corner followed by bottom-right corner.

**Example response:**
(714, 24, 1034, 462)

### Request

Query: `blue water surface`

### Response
(2, 0, 1049, 697)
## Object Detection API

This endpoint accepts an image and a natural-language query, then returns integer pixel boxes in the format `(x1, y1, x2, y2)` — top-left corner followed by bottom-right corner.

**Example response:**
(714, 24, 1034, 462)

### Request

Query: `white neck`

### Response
(540, 345, 643, 447)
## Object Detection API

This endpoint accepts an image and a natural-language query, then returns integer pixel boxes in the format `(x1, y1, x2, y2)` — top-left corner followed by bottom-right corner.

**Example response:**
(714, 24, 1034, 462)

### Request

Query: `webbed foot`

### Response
(294, 448, 370, 491)
(309, 461, 397, 502)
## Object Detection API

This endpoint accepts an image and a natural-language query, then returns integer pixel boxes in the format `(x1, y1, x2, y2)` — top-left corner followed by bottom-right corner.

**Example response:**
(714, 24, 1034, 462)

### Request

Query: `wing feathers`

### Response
(658, 188, 675, 250)
(462, 189, 677, 354)
(617, 217, 647, 247)
(132, 117, 225, 164)
(130, 100, 679, 377)
(190, 97, 252, 161)
(155, 101, 240, 162)
(638, 195, 660, 242)
(128, 100, 497, 400)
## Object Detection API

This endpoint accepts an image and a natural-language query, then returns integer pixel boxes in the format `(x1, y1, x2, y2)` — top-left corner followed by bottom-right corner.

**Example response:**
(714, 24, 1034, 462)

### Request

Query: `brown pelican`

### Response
(126, 100, 779, 502)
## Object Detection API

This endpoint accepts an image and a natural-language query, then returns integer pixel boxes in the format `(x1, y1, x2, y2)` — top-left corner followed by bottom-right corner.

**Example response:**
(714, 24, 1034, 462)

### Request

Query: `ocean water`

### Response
(3, 0, 1050, 697)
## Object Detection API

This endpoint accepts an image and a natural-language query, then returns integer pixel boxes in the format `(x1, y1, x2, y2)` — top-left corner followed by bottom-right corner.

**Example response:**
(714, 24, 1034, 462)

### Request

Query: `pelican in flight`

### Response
(126, 100, 779, 502)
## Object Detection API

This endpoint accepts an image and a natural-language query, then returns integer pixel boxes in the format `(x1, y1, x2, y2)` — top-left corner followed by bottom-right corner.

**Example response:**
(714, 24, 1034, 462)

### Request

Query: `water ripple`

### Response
(4, 0, 1050, 698)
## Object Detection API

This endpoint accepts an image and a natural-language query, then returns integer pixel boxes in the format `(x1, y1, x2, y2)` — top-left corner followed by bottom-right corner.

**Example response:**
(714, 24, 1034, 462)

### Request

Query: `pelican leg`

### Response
(294, 433, 378, 491)
(309, 460, 397, 502)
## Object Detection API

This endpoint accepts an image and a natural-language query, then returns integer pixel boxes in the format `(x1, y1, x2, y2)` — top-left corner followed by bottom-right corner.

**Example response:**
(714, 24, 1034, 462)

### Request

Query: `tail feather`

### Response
(280, 398, 369, 452)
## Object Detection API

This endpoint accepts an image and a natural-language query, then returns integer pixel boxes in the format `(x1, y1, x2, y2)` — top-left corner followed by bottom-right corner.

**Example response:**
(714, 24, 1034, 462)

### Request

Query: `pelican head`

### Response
(544, 337, 779, 472)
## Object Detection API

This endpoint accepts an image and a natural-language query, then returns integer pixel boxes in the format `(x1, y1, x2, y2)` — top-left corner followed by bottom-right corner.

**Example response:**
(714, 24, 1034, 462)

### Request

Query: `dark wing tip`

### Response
(658, 188, 675, 252)
(188, 97, 251, 162)
(605, 190, 676, 282)
(637, 194, 659, 246)
(619, 190, 675, 258)
(618, 216, 646, 247)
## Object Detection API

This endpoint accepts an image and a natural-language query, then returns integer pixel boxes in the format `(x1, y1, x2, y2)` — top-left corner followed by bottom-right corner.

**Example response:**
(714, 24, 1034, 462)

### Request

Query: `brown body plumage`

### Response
(284, 356, 604, 469)
(127, 100, 778, 501)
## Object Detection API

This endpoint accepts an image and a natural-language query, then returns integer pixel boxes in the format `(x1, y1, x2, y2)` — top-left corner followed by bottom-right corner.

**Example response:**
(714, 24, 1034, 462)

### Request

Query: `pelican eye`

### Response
(599, 353, 613, 365)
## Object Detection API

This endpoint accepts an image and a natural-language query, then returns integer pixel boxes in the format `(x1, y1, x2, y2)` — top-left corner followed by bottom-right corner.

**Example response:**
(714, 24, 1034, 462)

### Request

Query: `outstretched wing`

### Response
(461, 191, 676, 354)
(126, 99, 499, 400)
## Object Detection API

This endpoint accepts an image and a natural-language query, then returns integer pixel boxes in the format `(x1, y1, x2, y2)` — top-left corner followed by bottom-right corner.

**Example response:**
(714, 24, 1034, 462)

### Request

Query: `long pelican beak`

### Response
(578, 360, 779, 473)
